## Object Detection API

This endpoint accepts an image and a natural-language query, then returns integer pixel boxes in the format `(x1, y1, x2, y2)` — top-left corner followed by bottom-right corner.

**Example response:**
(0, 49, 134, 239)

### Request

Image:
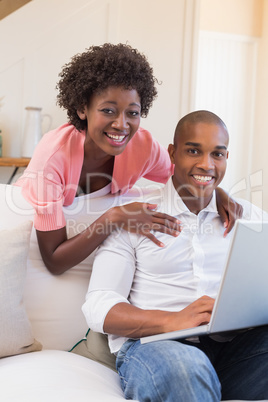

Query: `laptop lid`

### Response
(209, 219, 268, 333)
(141, 220, 268, 344)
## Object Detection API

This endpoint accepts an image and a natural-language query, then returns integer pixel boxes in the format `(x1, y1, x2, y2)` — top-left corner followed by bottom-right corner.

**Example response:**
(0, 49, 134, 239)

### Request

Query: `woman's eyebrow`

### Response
(99, 101, 141, 108)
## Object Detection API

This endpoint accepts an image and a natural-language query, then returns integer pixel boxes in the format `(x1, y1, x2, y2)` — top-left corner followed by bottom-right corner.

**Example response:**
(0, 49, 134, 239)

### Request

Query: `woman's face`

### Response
(78, 86, 141, 156)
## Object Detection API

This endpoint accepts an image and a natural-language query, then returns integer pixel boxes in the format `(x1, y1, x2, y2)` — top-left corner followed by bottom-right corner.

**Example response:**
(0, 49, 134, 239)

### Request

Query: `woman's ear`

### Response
(77, 108, 86, 120)
(168, 143, 175, 164)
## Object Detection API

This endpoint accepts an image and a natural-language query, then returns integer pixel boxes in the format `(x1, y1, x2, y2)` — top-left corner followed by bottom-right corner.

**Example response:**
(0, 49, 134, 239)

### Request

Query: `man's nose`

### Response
(197, 154, 214, 170)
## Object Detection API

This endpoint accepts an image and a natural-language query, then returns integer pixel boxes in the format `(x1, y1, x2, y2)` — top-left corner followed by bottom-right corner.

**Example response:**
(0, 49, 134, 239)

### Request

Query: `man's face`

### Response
(168, 121, 229, 207)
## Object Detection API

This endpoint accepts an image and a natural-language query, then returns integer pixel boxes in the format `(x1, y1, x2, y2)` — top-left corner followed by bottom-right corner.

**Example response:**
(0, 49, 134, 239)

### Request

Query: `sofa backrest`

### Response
(0, 182, 163, 351)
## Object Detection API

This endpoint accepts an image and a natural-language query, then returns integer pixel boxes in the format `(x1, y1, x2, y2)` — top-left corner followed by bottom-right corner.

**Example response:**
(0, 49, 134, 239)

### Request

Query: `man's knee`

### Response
(118, 340, 221, 402)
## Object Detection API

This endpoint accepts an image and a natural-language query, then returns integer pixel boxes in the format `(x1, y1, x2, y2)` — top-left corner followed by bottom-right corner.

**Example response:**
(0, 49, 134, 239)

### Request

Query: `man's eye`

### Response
(188, 149, 198, 155)
(214, 152, 224, 158)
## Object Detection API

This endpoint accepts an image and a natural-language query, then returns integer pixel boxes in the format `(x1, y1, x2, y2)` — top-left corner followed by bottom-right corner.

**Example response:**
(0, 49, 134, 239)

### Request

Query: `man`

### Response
(82, 110, 268, 401)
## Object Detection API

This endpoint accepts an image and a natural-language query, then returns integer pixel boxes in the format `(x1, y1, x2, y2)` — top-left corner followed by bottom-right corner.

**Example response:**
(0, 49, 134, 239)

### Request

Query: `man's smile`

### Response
(192, 174, 214, 184)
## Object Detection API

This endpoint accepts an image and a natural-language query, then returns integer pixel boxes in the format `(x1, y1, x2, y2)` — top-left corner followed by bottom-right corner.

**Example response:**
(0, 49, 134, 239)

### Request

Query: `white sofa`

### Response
(0, 182, 264, 401)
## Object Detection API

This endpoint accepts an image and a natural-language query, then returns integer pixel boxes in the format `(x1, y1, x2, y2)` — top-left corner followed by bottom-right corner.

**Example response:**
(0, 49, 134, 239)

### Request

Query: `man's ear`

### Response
(168, 143, 175, 164)
(226, 150, 229, 159)
(77, 108, 86, 120)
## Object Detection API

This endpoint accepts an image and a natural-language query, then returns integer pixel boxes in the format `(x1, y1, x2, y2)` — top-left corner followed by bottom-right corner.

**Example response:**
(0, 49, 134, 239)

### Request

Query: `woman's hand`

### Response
(109, 202, 181, 247)
(215, 188, 243, 236)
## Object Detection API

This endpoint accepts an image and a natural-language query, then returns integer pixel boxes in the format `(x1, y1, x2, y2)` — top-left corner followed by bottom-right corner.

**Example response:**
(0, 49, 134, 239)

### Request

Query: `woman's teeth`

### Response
(193, 175, 213, 183)
(106, 133, 126, 143)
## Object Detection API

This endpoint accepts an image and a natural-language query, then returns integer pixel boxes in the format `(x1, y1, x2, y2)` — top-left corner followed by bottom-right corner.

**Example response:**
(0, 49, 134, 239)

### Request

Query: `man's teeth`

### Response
(106, 133, 126, 142)
(193, 175, 213, 182)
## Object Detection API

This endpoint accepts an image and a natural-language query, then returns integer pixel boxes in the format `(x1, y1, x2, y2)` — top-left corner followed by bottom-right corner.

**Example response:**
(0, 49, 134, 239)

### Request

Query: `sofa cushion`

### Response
(0, 182, 162, 351)
(0, 350, 130, 401)
(0, 184, 98, 351)
(0, 220, 42, 358)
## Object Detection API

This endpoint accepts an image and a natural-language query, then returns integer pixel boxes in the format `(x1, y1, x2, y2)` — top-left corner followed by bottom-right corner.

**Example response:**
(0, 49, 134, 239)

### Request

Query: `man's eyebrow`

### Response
(215, 145, 228, 150)
(185, 141, 227, 150)
(185, 142, 201, 147)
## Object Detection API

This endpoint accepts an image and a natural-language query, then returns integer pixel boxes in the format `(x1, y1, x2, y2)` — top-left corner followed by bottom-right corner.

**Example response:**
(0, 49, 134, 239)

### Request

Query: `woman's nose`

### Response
(111, 114, 128, 130)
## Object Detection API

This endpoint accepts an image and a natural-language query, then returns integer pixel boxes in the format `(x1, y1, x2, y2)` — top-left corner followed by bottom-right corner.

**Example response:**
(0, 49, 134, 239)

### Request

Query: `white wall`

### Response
(195, 32, 258, 201)
(0, 0, 199, 159)
(252, 0, 268, 211)
(199, 0, 263, 36)
(197, 0, 268, 211)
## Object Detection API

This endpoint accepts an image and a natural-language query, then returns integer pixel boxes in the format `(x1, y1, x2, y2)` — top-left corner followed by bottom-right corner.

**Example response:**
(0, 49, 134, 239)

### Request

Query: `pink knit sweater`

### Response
(16, 124, 173, 230)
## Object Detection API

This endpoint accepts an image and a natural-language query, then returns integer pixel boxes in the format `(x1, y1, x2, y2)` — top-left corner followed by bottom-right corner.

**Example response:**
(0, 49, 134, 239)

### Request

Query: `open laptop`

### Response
(141, 220, 268, 344)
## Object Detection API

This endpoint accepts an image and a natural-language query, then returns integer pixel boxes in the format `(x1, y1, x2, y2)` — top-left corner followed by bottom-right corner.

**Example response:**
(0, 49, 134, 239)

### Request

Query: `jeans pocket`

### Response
(116, 339, 140, 391)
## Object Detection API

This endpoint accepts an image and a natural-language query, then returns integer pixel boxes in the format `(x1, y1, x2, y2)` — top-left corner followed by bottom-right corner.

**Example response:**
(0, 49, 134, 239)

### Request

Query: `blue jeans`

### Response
(116, 325, 268, 401)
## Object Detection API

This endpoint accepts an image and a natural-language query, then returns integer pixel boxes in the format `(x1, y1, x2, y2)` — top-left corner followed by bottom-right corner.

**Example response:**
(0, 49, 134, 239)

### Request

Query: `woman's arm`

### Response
(37, 202, 181, 275)
(215, 188, 243, 236)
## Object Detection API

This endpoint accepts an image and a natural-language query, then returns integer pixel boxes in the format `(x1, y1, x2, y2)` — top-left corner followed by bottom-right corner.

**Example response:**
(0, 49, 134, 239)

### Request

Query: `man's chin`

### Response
(190, 186, 215, 199)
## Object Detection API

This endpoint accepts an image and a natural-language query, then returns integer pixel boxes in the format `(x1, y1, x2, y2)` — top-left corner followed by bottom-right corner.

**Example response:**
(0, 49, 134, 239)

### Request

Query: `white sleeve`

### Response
(82, 229, 137, 333)
(238, 198, 268, 221)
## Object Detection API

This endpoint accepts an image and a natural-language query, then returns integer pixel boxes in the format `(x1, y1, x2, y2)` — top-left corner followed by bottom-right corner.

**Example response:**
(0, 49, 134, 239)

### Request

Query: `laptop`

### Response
(141, 220, 268, 344)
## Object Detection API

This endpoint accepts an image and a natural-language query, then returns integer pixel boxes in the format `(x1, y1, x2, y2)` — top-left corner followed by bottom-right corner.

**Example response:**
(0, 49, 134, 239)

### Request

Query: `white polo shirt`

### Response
(82, 179, 267, 354)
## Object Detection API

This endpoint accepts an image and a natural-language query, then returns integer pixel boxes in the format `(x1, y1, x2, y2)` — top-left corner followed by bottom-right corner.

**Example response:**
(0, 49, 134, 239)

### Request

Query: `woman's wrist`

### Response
(105, 206, 121, 225)
(100, 207, 123, 235)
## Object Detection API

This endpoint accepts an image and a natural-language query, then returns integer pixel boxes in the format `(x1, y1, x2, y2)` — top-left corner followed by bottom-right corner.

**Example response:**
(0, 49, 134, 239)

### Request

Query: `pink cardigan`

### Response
(16, 124, 173, 231)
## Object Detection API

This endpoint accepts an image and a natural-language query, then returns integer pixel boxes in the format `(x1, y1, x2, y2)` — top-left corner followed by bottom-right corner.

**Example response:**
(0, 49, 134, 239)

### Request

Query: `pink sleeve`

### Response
(111, 128, 173, 194)
(142, 136, 173, 183)
(15, 124, 84, 231)
(17, 171, 66, 231)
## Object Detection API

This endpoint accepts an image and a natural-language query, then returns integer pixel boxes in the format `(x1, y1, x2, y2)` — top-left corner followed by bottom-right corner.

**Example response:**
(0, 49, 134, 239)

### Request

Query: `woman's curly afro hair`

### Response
(56, 43, 158, 131)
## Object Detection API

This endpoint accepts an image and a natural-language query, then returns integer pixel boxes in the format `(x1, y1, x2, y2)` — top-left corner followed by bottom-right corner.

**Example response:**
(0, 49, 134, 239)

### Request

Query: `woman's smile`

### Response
(104, 131, 129, 146)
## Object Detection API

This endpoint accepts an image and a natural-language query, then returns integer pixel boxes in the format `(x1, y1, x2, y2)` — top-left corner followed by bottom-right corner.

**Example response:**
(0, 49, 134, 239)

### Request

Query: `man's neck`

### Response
(181, 197, 212, 215)
(171, 176, 213, 215)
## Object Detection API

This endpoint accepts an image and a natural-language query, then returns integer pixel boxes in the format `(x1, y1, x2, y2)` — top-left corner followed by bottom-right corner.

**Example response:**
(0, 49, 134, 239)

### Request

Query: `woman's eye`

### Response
(129, 111, 140, 117)
(101, 108, 114, 114)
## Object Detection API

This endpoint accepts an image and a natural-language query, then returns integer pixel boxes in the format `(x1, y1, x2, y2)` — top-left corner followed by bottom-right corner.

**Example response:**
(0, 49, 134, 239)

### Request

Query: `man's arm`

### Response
(103, 296, 215, 338)
(83, 229, 214, 338)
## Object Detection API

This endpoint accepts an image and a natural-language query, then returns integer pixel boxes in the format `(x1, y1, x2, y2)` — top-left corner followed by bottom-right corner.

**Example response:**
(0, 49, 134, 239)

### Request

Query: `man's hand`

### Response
(104, 296, 215, 339)
(166, 296, 215, 333)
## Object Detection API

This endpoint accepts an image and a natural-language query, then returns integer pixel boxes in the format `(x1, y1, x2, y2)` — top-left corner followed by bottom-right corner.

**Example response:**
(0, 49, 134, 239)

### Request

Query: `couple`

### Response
(82, 110, 268, 401)
(16, 43, 267, 401)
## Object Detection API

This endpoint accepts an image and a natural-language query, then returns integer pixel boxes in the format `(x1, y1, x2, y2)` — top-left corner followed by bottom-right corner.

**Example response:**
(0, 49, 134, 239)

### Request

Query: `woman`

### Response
(16, 43, 241, 275)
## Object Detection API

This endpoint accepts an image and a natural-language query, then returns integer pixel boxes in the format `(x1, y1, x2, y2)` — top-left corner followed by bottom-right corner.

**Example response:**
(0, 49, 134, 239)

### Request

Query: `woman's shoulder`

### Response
(22, 124, 85, 174)
(127, 127, 162, 150)
(132, 127, 153, 142)
(125, 127, 168, 159)
(41, 123, 85, 147)
(34, 124, 84, 159)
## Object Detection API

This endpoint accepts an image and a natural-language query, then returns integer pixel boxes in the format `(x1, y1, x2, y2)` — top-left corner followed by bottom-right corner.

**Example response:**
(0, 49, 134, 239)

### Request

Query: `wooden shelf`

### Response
(0, 157, 31, 167)
(0, 157, 30, 184)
